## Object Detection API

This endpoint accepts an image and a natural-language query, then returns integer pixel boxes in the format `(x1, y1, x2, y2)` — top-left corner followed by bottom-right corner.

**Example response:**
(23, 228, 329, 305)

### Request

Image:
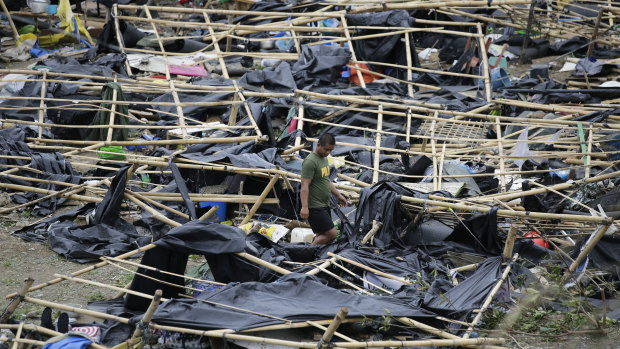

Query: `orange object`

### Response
(525, 232, 549, 249)
(349, 63, 382, 85)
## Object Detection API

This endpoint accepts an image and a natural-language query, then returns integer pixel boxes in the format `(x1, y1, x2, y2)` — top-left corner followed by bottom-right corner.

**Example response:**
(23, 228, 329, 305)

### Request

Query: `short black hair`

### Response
(318, 133, 336, 146)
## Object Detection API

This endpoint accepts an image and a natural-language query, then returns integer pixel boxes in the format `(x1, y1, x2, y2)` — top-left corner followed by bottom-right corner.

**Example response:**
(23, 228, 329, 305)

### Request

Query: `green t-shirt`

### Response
(301, 152, 331, 208)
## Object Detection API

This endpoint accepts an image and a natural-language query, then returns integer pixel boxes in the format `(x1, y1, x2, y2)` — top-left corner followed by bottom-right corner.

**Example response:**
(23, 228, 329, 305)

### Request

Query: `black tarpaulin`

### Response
(13, 166, 151, 263)
(292, 44, 351, 88)
(153, 221, 246, 255)
(150, 273, 436, 331)
(426, 256, 504, 315)
(238, 62, 297, 93)
(445, 207, 503, 255)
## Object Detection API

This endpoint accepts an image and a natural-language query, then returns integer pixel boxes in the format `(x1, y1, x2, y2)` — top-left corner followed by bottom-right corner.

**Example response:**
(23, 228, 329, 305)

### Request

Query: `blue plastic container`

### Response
(199, 201, 227, 221)
(47, 4, 58, 15)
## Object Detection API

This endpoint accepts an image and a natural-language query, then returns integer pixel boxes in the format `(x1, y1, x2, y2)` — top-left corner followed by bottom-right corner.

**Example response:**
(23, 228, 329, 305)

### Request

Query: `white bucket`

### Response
(29, 0, 50, 14)
(291, 228, 315, 243)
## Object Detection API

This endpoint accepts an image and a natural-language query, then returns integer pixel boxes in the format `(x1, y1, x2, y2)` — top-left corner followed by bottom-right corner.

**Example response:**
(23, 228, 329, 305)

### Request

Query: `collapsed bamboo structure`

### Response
(1, 0, 619, 348)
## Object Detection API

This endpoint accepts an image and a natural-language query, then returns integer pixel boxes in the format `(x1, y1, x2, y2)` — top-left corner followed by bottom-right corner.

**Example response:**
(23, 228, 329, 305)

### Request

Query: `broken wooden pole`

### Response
(1, 278, 34, 323)
(130, 289, 163, 343)
(519, 0, 537, 65)
(199, 205, 220, 221)
(0, 0, 19, 40)
(319, 307, 349, 349)
(240, 174, 280, 225)
(586, 7, 604, 57)
(361, 220, 383, 244)
(563, 222, 613, 281)
(502, 224, 518, 259)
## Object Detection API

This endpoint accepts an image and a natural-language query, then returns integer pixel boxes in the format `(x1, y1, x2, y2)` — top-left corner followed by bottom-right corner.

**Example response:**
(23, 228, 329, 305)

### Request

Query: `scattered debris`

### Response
(1, 0, 620, 348)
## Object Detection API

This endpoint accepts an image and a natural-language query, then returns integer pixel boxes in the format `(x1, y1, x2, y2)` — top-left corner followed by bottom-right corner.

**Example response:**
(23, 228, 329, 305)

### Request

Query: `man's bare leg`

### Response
(312, 227, 338, 245)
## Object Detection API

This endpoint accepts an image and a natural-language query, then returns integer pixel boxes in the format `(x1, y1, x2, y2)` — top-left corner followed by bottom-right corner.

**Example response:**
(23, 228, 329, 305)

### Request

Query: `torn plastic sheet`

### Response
(239, 62, 297, 93)
(13, 166, 151, 262)
(575, 58, 620, 77)
(150, 90, 234, 123)
(153, 221, 246, 255)
(149, 273, 436, 331)
(445, 207, 503, 255)
(292, 44, 351, 88)
(426, 256, 504, 315)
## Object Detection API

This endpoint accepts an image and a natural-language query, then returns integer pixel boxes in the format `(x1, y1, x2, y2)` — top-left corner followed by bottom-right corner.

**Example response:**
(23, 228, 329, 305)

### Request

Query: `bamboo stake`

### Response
(130, 289, 162, 343)
(477, 23, 492, 102)
(587, 7, 604, 57)
(37, 72, 47, 140)
(307, 321, 358, 343)
(305, 257, 336, 276)
(405, 108, 412, 144)
(372, 104, 383, 184)
(240, 174, 280, 225)
(202, 12, 230, 79)
(315, 266, 373, 295)
(105, 78, 119, 143)
(113, 5, 133, 75)
(463, 254, 519, 339)
(502, 224, 518, 259)
(330, 261, 392, 294)
(586, 124, 593, 178)
(294, 98, 305, 153)
(341, 14, 366, 88)
(431, 118, 438, 191)
(28, 135, 264, 146)
(361, 220, 383, 245)
(233, 81, 263, 138)
(563, 222, 613, 280)
(319, 307, 349, 348)
(11, 321, 23, 349)
(404, 32, 414, 98)
(0, 0, 18, 40)
(0, 278, 34, 323)
(199, 204, 220, 221)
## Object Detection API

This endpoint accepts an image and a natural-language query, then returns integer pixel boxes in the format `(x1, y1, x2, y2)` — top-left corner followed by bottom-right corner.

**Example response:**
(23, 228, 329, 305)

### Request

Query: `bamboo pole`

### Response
(0, 278, 34, 323)
(341, 14, 366, 88)
(361, 221, 383, 245)
(130, 289, 162, 343)
(502, 224, 518, 259)
(587, 8, 604, 57)
(372, 105, 383, 184)
(477, 24, 492, 102)
(149, 322, 505, 348)
(431, 119, 438, 191)
(305, 257, 336, 276)
(0, 0, 19, 40)
(27, 135, 264, 146)
(202, 12, 230, 79)
(319, 307, 349, 349)
(23, 296, 131, 323)
(294, 98, 304, 153)
(404, 32, 414, 98)
(240, 174, 280, 225)
(563, 222, 613, 280)
(11, 321, 23, 349)
(105, 75, 119, 142)
(37, 72, 47, 140)
(396, 317, 506, 349)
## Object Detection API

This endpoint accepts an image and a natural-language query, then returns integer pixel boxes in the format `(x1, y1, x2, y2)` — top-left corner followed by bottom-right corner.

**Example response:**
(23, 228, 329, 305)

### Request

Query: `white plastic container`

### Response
(29, 0, 50, 14)
(290, 228, 315, 243)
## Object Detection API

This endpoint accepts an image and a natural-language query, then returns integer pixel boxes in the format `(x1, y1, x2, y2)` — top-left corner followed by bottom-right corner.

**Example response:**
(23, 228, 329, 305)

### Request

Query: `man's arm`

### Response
(330, 182, 348, 208)
(300, 178, 311, 219)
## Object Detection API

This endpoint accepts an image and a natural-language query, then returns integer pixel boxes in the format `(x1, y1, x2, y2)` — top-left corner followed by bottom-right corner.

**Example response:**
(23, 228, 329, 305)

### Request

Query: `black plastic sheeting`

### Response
(150, 273, 436, 331)
(426, 256, 504, 316)
(13, 166, 152, 263)
(353, 182, 451, 248)
(153, 220, 246, 255)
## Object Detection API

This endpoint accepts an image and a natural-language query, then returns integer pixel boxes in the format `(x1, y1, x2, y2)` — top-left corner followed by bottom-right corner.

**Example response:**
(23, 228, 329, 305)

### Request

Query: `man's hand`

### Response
(337, 194, 348, 208)
(300, 207, 309, 220)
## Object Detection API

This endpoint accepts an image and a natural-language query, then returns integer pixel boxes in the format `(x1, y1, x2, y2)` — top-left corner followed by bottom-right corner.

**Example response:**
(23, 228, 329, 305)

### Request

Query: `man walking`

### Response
(300, 133, 348, 244)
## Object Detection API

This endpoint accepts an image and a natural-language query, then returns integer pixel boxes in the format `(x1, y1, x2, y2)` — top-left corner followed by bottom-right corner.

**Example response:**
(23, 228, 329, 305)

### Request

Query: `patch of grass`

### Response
(88, 292, 107, 302)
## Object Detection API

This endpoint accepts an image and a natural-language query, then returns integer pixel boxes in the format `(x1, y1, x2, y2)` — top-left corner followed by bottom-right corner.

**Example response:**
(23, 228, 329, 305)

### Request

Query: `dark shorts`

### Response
(308, 207, 334, 235)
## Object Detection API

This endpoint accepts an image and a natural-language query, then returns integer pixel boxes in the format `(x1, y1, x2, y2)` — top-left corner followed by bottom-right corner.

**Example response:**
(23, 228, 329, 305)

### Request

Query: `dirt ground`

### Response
(0, 194, 135, 322)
